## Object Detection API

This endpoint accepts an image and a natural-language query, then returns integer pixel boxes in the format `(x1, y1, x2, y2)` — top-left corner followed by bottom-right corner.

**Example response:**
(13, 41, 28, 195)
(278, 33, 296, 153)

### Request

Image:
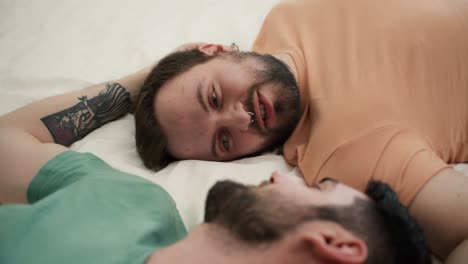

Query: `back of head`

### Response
(366, 182, 432, 263)
(320, 181, 432, 264)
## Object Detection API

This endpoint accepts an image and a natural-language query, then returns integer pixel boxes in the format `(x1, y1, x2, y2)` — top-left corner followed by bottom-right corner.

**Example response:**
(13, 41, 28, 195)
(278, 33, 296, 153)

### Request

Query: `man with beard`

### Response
(0, 111, 430, 263)
(134, 1, 468, 263)
(133, 45, 301, 169)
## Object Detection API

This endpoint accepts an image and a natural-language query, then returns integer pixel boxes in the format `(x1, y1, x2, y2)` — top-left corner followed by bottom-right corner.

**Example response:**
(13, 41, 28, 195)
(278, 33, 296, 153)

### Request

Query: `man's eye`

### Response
(221, 134, 230, 151)
(211, 87, 218, 108)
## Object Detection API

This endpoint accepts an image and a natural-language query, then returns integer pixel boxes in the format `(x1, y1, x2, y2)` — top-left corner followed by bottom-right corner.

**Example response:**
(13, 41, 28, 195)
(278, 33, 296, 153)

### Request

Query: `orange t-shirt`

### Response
(253, 0, 468, 205)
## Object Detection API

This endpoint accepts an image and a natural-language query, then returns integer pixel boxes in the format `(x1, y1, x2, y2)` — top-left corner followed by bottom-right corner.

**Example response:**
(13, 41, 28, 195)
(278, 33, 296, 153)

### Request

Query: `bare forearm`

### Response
(409, 169, 468, 262)
(0, 67, 151, 145)
(0, 126, 65, 203)
(446, 239, 468, 264)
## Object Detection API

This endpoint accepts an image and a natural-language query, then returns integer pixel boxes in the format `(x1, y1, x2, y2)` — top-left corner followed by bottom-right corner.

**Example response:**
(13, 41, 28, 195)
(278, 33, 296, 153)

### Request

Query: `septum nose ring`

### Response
(248, 111, 255, 124)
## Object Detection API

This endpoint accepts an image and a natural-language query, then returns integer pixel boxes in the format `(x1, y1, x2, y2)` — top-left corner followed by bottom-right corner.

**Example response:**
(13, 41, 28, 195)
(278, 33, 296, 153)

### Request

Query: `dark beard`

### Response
(204, 180, 250, 223)
(204, 180, 296, 243)
(243, 83, 301, 155)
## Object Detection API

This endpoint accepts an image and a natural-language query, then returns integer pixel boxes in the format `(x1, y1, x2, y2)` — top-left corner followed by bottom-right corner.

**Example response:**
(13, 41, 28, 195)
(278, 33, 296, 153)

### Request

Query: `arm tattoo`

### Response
(41, 82, 131, 146)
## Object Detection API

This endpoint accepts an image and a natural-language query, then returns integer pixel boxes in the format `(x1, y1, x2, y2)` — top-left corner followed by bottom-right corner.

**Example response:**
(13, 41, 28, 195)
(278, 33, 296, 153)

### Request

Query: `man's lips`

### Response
(258, 92, 275, 127)
(253, 91, 275, 130)
(253, 91, 265, 130)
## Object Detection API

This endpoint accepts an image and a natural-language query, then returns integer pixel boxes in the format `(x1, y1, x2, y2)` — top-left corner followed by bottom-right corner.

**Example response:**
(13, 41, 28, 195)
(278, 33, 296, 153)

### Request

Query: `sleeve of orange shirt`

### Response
(315, 127, 450, 206)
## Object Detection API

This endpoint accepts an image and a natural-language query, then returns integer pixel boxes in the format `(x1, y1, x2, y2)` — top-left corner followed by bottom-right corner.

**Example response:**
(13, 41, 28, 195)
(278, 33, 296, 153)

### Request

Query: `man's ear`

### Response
(198, 43, 236, 55)
(302, 227, 368, 264)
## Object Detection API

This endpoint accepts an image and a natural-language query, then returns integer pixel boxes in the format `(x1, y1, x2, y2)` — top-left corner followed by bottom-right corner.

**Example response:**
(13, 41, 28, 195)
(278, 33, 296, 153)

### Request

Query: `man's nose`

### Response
(218, 103, 252, 131)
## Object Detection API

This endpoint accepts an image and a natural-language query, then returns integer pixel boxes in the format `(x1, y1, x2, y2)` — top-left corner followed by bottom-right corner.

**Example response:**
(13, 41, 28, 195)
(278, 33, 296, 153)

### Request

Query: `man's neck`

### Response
(146, 224, 270, 264)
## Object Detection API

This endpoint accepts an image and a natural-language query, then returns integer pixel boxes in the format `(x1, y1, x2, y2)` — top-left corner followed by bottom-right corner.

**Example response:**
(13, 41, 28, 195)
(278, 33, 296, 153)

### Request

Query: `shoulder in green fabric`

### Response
(1, 151, 187, 264)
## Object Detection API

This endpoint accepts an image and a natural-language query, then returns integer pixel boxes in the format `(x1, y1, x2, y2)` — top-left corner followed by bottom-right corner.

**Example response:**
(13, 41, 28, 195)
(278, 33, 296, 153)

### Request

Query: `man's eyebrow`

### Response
(211, 133, 219, 159)
(197, 84, 208, 113)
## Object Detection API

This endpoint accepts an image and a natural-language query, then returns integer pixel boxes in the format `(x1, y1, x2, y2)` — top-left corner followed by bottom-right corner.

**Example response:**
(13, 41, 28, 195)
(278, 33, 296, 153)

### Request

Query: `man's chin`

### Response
(203, 180, 248, 223)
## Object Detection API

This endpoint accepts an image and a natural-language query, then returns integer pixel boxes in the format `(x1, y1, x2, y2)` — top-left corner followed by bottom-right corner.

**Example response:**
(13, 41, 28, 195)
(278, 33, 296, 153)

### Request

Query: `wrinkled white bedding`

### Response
(1, 1, 467, 244)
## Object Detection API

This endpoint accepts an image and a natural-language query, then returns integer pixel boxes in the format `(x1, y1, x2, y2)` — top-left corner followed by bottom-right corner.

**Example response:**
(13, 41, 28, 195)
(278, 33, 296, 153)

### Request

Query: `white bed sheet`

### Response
(1, 3, 467, 256)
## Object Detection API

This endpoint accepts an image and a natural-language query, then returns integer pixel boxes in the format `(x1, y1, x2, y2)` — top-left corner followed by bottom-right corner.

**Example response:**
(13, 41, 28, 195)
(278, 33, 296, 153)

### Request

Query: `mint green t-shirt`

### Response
(0, 151, 187, 264)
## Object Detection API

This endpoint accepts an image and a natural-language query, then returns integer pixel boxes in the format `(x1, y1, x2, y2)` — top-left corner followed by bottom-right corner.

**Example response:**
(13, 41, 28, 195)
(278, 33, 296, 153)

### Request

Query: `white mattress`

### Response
(1, 3, 467, 256)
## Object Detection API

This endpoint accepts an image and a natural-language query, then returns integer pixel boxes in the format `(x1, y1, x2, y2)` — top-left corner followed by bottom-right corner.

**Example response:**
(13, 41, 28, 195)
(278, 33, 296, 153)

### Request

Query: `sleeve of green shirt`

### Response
(27, 151, 116, 203)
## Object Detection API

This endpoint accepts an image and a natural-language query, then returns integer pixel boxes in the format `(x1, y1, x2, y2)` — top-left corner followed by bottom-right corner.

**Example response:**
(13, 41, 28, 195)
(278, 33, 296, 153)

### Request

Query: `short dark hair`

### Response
(134, 49, 299, 170)
(317, 181, 432, 264)
(134, 49, 215, 170)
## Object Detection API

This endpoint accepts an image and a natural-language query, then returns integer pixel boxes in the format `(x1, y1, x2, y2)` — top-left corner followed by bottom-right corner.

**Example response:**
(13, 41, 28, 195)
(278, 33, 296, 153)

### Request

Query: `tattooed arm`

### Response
(0, 67, 151, 203)
(38, 82, 131, 145)
(0, 67, 151, 145)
